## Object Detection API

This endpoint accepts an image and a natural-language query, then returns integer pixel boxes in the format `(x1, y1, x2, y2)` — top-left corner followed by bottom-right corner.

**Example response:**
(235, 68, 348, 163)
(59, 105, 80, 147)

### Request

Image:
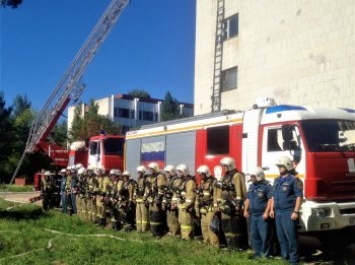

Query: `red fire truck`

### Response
(125, 98, 355, 247)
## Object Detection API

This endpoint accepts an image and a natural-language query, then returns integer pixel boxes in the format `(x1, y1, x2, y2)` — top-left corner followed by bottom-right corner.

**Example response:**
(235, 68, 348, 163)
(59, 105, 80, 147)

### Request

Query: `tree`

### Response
(0, 91, 13, 181)
(128, 89, 151, 99)
(69, 100, 122, 142)
(52, 119, 68, 148)
(12, 94, 31, 118)
(1, 0, 22, 8)
(160, 91, 181, 121)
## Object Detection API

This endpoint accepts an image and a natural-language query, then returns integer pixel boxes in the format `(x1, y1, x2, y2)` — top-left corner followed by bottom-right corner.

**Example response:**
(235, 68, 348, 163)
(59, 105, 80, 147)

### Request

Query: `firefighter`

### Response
(76, 167, 87, 219)
(162, 165, 181, 236)
(107, 169, 122, 230)
(60, 167, 70, 214)
(215, 157, 248, 250)
(134, 165, 150, 232)
(41, 171, 55, 211)
(195, 165, 219, 246)
(146, 162, 167, 237)
(119, 171, 136, 231)
(69, 166, 78, 214)
(270, 156, 303, 265)
(94, 167, 110, 227)
(86, 165, 97, 222)
(243, 167, 272, 258)
(176, 164, 196, 240)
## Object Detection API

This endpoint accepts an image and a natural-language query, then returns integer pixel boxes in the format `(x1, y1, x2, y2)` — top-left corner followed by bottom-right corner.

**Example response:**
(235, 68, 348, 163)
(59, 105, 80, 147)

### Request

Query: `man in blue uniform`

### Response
(244, 167, 272, 258)
(270, 156, 303, 265)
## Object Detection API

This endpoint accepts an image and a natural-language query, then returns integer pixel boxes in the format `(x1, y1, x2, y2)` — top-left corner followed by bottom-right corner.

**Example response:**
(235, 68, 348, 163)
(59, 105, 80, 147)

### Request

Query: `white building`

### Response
(194, 0, 355, 115)
(67, 94, 193, 133)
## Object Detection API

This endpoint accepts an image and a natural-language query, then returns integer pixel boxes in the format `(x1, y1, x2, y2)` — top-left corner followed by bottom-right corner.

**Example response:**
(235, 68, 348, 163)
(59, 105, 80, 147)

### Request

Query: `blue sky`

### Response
(0, 0, 196, 112)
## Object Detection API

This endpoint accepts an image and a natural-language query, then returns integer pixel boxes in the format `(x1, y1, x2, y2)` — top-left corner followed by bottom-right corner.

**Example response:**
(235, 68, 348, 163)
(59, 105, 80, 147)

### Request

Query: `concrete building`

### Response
(194, 0, 355, 115)
(68, 94, 194, 133)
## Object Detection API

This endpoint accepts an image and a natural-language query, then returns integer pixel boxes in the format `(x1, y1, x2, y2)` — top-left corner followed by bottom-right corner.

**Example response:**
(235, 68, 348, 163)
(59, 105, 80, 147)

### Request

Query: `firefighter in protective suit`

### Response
(146, 162, 167, 236)
(162, 165, 181, 236)
(41, 171, 55, 211)
(134, 165, 149, 232)
(85, 165, 96, 222)
(195, 165, 219, 246)
(94, 167, 110, 227)
(215, 157, 248, 250)
(176, 164, 196, 240)
(76, 167, 87, 218)
(119, 171, 136, 231)
(244, 167, 272, 258)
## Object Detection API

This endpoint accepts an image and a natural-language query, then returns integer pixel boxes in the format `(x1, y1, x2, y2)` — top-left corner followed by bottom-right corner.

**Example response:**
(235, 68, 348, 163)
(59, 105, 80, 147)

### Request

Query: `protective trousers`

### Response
(87, 197, 96, 222)
(275, 209, 299, 264)
(96, 196, 106, 224)
(201, 211, 219, 246)
(167, 209, 180, 236)
(70, 192, 77, 214)
(149, 204, 164, 236)
(221, 212, 248, 249)
(250, 214, 272, 257)
(76, 195, 82, 217)
(178, 209, 194, 240)
(136, 202, 149, 232)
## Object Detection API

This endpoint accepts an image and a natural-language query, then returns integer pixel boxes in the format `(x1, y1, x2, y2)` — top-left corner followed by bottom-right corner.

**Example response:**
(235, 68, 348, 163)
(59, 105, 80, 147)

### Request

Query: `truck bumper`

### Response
(298, 200, 355, 232)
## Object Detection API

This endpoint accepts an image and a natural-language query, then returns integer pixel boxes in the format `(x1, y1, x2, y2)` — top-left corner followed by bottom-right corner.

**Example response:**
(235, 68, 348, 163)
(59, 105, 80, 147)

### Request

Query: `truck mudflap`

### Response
(298, 200, 355, 233)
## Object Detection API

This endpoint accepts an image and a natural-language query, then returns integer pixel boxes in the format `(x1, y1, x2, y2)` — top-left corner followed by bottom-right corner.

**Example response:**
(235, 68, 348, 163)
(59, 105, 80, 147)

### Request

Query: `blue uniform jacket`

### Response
(272, 175, 303, 211)
(247, 180, 272, 215)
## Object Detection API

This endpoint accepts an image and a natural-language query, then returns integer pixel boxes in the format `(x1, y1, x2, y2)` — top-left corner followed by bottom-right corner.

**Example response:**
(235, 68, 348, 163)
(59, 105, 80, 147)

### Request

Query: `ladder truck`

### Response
(7, 0, 130, 192)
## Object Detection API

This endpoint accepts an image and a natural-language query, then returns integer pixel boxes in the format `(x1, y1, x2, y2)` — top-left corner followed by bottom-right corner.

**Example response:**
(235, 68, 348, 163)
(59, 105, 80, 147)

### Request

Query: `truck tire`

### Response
(317, 229, 354, 251)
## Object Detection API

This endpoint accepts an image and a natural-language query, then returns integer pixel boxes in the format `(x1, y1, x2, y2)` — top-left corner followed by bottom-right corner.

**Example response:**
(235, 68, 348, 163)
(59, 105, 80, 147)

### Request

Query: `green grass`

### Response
(0, 185, 34, 192)
(0, 199, 287, 265)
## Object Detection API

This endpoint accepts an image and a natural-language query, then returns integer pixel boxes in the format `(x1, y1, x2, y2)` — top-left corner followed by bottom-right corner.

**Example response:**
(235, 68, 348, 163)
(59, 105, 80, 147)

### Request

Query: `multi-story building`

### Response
(67, 94, 193, 133)
(194, 0, 355, 115)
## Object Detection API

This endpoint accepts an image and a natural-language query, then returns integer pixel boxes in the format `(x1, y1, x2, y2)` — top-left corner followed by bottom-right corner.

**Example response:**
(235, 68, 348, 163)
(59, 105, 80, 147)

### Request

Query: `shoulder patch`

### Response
(296, 178, 303, 190)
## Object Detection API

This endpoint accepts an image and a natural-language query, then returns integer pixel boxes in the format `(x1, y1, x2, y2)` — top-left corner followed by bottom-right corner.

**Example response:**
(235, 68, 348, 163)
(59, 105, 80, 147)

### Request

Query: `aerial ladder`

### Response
(6, 0, 131, 194)
(211, 0, 225, 112)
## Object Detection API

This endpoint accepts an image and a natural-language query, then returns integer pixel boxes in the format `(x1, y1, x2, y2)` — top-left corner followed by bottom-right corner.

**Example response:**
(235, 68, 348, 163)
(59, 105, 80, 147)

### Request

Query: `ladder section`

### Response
(211, 0, 225, 113)
(25, 0, 130, 153)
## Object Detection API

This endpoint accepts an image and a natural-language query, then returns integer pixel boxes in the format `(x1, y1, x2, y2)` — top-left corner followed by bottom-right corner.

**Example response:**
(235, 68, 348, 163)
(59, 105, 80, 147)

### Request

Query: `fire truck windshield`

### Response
(301, 120, 355, 152)
(103, 138, 124, 155)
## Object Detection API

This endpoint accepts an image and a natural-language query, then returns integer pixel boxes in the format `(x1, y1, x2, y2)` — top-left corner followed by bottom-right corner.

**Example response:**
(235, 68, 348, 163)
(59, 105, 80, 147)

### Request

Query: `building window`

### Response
(118, 108, 130, 118)
(114, 107, 118, 117)
(207, 125, 229, 155)
(221, 67, 238, 91)
(139, 111, 154, 121)
(130, 109, 135, 119)
(223, 14, 238, 40)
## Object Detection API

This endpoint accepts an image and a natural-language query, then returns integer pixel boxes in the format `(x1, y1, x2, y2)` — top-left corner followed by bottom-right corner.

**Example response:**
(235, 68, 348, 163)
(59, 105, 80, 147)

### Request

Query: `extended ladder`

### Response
(5, 0, 130, 196)
(211, 0, 225, 112)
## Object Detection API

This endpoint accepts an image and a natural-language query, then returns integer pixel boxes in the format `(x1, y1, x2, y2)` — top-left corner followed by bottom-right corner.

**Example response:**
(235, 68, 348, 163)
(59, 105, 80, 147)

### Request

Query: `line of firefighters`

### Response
(40, 156, 302, 264)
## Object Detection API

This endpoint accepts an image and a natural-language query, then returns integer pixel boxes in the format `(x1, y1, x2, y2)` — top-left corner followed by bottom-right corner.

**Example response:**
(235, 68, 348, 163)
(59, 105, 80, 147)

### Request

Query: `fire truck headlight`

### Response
(311, 208, 331, 218)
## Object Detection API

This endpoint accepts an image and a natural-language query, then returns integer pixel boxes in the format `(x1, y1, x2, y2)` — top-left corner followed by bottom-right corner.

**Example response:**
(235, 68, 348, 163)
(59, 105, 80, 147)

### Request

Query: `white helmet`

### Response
(95, 167, 105, 175)
(197, 165, 211, 177)
(164, 165, 175, 175)
(44, 171, 51, 176)
(176, 164, 189, 176)
(109, 169, 121, 176)
(75, 163, 83, 170)
(78, 167, 87, 175)
(122, 171, 131, 178)
(148, 162, 160, 173)
(87, 165, 94, 171)
(70, 165, 76, 173)
(276, 156, 294, 171)
(66, 166, 71, 171)
(136, 165, 147, 174)
(220, 157, 235, 171)
(60, 168, 66, 174)
(250, 167, 265, 181)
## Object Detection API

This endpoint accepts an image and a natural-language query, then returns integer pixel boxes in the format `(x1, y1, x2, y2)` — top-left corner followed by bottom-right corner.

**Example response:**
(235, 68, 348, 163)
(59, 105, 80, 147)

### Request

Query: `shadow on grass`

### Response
(0, 204, 47, 221)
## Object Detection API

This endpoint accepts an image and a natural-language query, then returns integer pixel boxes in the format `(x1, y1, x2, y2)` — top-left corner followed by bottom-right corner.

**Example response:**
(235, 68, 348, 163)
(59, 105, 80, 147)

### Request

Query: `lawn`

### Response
(0, 199, 287, 265)
(0, 185, 34, 192)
